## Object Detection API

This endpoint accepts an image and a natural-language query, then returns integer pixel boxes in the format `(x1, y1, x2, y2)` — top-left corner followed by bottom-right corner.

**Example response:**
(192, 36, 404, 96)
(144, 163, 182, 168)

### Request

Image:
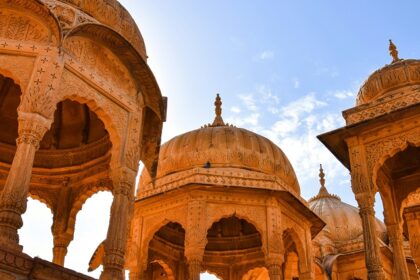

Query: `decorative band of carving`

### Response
(138, 168, 297, 200)
(345, 87, 420, 125)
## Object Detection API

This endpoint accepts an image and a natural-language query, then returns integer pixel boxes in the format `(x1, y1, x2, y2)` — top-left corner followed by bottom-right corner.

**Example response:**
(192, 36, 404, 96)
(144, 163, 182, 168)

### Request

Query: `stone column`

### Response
(184, 200, 206, 280)
(356, 192, 386, 280)
(267, 262, 283, 280)
(52, 234, 72, 266)
(52, 182, 73, 266)
(347, 137, 386, 280)
(0, 112, 51, 251)
(187, 259, 201, 280)
(100, 167, 136, 280)
(386, 223, 410, 280)
(404, 205, 420, 276)
(266, 198, 285, 280)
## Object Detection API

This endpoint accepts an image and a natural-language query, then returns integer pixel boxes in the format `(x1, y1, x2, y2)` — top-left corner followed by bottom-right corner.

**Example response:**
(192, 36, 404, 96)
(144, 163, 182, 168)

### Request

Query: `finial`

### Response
(389, 39, 400, 63)
(211, 94, 226, 127)
(319, 164, 325, 188)
(318, 164, 329, 196)
(308, 164, 341, 202)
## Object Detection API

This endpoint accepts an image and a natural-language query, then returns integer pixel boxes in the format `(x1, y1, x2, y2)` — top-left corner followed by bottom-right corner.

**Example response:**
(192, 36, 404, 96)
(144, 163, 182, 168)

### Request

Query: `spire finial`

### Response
(389, 39, 400, 63)
(319, 164, 325, 188)
(308, 164, 341, 202)
(318, 164, 329, 196)
(211, 94, 226, 127)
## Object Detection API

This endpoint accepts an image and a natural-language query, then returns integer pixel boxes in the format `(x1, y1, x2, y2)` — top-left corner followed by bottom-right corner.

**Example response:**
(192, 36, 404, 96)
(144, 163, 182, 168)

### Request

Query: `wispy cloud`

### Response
(230, 106, 241, 113)
(332, 89, 355, 99)
(293, 78, 300, 89)
(257, 50, 274, 61)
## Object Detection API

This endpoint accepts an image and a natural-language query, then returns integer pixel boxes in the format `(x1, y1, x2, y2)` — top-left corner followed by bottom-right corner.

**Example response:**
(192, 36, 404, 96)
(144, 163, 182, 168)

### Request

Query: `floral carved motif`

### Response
(0, 9, 51, 43)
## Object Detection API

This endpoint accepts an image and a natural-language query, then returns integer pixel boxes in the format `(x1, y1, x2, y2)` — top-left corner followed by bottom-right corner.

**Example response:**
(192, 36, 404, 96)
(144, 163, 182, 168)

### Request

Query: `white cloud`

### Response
(293, 78, 300, 89)
(258, 50, 274, 60)
(333, 89, 354, 99)
(230, 106, 241, 113)
(239, 94, 258, 111)
(226, 112, 260, 127)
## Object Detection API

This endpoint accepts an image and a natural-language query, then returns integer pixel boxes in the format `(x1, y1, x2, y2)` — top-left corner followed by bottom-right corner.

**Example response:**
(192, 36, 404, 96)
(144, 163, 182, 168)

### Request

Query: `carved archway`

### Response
(205, 206, 267, 255)
(283, 227, 308, 274)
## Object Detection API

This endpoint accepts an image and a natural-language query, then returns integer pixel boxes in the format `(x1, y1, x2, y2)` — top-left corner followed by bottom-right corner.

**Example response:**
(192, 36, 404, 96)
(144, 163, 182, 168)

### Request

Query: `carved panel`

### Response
(64, 36, 136, 99)
(366, 127, 420, 177)
(0, 9, 50, 43)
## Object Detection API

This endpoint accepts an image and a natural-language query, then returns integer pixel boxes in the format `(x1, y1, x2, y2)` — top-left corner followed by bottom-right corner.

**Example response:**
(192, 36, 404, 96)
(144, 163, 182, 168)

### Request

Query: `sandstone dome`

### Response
(308, 167, 386, 244)
(356, 41, 420, 106)
(138, 95, 301, 197)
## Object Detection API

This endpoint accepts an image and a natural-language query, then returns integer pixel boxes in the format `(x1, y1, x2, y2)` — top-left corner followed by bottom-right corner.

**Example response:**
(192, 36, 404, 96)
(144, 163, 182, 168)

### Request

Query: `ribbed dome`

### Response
(139, 95, 300, 195)
(356, 42, 420, 106)
(309, 167, 386, 243)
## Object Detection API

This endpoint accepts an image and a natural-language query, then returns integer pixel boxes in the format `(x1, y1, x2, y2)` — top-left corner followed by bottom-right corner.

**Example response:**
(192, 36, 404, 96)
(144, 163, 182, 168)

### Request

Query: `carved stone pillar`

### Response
(404, 205, 420, 275)
(267, 262, 283, 280)
(184, 200, 206, 280)
(51, 182, 73, 266)
(347, 137, 386, 280)
(187, 259, 201, 280)
(266, 198, 284, 280)
(386, 223, 410, 280)
(52, 234, 72, 266)
(100, 167, 136, 280)
(0, 112, 51, 251)
(356, 192, 386, 280)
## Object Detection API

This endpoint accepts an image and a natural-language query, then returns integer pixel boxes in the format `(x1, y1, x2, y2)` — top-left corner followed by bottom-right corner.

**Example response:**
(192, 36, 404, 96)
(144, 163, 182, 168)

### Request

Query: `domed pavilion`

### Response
(125, 95, 325, 280)
(318, 41, 420, 280)
(0, 1, 166, 279)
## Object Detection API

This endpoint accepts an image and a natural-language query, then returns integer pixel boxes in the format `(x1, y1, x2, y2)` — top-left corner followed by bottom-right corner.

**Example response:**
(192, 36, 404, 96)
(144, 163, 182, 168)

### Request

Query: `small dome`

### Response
(356, 41, 420, 105)
(139, 95, 300, 196)
(308, 166, 386, 243)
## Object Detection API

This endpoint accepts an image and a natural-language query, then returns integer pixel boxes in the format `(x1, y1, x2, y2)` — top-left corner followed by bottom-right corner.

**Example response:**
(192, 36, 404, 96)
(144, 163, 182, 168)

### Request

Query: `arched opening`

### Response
(283, 228, 308, 279)
(0, 74, 22, 165)
(241, 267, 269, 280)
(377, 145, 420, 270)
(19, 198, 53, 261)
(66, 191, 113, 278)
(204, 215, 265, 278)
(201, 271, 223, 279)
(145, 222, 185, 279)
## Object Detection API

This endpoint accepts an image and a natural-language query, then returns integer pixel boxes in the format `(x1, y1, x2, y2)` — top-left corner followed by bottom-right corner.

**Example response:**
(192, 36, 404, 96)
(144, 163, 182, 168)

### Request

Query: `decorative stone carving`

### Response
(64, 36, 137, 98)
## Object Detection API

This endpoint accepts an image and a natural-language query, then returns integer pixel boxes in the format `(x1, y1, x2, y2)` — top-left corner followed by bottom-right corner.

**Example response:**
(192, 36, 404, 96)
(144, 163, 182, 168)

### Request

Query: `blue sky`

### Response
(19, 1, 420, 279)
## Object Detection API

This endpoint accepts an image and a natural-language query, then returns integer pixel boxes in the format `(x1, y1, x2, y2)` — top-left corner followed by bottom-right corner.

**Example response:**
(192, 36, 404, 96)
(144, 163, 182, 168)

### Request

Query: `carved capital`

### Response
(356, 192, 375, 216)
(111, 167, 136, 197)
(17, 112, 52, 149)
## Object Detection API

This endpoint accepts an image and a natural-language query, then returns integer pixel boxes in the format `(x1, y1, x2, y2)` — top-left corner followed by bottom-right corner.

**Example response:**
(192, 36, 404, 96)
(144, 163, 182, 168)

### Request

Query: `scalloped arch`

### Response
(205, 207, 267, 256)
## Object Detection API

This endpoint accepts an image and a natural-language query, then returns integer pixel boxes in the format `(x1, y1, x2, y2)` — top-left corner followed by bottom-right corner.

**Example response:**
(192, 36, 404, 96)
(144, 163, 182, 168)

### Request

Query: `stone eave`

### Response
(317, 102, 420, 171)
